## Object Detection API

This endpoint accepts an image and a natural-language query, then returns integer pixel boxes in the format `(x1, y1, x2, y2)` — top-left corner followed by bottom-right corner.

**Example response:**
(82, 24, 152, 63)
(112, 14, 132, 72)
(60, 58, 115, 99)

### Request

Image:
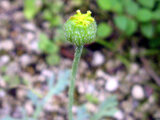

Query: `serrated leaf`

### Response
(77, 106, 89, 120)
(99, 96, 118, 110)
(27, 90, 40, 105)
(91, 96, 118, 120)
(47, 73, 55, 89)
(52, 70, 70, 95)
(97, 22, 112, 38)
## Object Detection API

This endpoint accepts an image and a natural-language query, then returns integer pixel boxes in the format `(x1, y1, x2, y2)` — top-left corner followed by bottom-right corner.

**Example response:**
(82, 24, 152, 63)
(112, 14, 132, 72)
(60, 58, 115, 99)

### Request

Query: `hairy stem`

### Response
(68, 45, 83, 120)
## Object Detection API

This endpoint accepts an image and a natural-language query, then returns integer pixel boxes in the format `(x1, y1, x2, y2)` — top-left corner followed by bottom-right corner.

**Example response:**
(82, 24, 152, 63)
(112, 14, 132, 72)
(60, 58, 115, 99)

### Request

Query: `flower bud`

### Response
(64, 10, 97, 46)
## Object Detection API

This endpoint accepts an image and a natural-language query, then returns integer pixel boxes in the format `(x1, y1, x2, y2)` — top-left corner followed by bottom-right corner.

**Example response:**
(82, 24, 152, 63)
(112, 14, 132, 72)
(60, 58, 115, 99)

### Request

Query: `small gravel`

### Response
(114, 110, 124, 120)
(105, 77, 119, 92)
(132, 85, 145, 100)
(0, 40, 14, 51)
(91, 51, 105, 66)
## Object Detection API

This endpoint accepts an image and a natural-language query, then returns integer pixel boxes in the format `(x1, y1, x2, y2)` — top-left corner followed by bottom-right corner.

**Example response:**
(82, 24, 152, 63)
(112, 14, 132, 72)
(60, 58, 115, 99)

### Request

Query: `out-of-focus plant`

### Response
(38, 33, 60, 65)
(24, 0, 65, 64)
(96, 0, 160, 70)
(2, 75, 29, 88)
(1, 70, 70, 120)
(76, 96, 118, 120)
(24, 0, 41, 20)
(24, 0, 63, 27)
(97, 0, 160, 39)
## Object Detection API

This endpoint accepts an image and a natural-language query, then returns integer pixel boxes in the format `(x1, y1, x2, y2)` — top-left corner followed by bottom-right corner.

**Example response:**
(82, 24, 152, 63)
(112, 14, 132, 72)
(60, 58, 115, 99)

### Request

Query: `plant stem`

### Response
(68, 45, 83, 120)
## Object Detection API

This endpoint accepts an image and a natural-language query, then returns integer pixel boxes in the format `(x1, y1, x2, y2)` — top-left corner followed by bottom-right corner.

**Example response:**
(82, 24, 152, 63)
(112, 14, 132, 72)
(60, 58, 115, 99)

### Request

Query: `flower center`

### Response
(69, 10, 94, 27)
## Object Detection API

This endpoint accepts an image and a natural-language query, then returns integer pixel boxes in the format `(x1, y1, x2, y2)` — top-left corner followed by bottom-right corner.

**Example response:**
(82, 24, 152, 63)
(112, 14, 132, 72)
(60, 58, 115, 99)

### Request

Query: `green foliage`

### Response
(76, 96, 118, 120)
(152, 9, 160, 20)
(85, 94, 99, 104)
(24, 0, 40, 20)
(126, 18, 138, 36)
(38, 33, 60, 65)
(97, 22, 112, 38)
(124, 0, 139, 16)
(76, 106, 90, 120)
(149, 38, 160, 48)
(96, 0, 160, 53)
(114, 15, 128, 31)
(114, 15, 137, 36)
(137, 0, 155, 9)
(97, 0, 112, 11)
(43, 10, 63, 26)
(2, 70, 71, 120)
(97, 0, 123, 13)
(141, 23, 154, 38)
(136, 8, 152, 22)
(3, 75, 28, 88)
(46, 55, 60, 66)
(91, 96, 118, 120)
(39, 33, 59, 54)
(24, 0, 65, 54)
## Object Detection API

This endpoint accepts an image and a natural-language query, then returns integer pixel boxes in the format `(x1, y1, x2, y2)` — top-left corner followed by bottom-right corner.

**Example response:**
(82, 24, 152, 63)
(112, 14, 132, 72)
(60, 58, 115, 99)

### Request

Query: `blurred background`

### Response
(0, 0, 160, 120)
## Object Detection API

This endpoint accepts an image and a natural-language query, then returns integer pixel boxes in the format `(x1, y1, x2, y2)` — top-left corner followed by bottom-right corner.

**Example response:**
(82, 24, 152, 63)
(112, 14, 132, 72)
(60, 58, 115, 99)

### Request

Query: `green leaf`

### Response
(85, 94, 99, 104)
(114, 15, 128, 31)
(136, 8, 152, 22)
(1, 116, 19, 120)
(126, 18, 138, 36)
(149, 38, 160, 48)
(152, 9, 160, 21)
(38, 33, 59, 54)
(71, 0, 83, 6)
(124, 0, 139, 16)
(46, 54, 60, 65)
(77, 106, 90, 120)
(112, 0, 123, 14)
(97, 22, 112, 38)
(156, 23, 160, 33)
(24, 0, 39, 20)
(114, 15, 137, 36)
(141, 23, 154, 38)
(137, 0, 155, 9)
(97, 0, 113, 11)
(3, 75, 21, 88)
(91, 96, 118, 120)
(27, 90, 40, 105)
(51, 70, 70, 95)
(54, 27, 66, 43)
(43, 10, 62, 26)
(97, 0, 123, 13)
(50, 0, 63, 14)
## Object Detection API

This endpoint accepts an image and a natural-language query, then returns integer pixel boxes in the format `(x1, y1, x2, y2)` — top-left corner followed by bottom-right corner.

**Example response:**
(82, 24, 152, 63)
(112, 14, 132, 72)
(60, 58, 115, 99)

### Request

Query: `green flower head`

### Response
(64, 10, 97, 46)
